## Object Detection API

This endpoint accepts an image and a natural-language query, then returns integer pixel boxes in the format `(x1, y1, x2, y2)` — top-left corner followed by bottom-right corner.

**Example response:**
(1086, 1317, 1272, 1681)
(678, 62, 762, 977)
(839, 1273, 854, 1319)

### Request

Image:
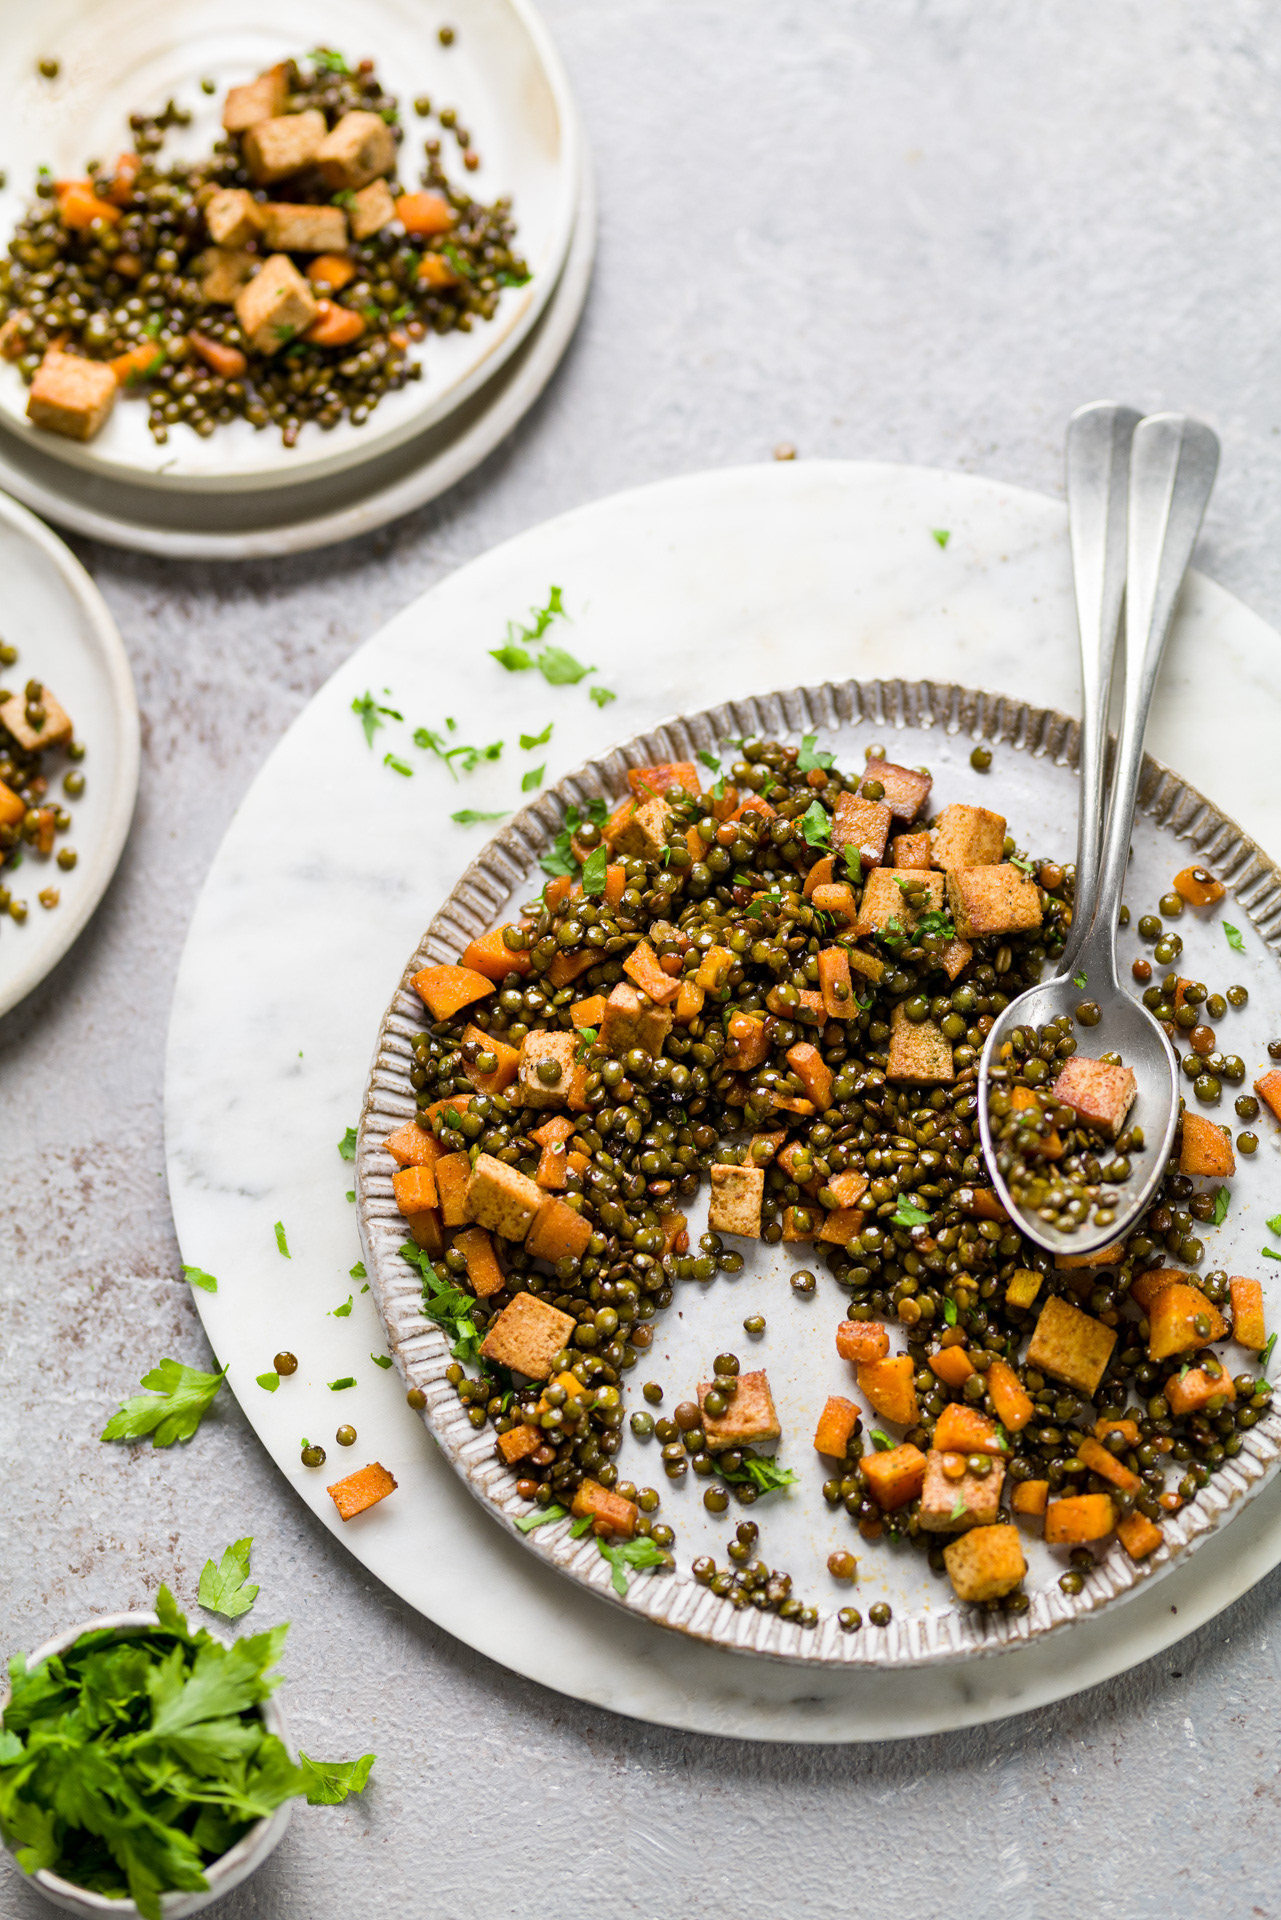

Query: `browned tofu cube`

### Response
(932, 802, 1007, 868)
(872, 761, 933, 823)
(466, 1152, 545, 1239)
(205, 187, 264, 249)
(200, 247, 259, 304)
(612, 794, 670, 861)
(234, 254, 318, 354)
(918, 1450, 1006, 1532)
(832, 792, 892, 867)
(1050, 1055, 1137, 1140)
(243, 109, 328, 185)
(891, 831, 932, 868)
(707, 1163, 764, 1238)
(26, 350, 117, 442)
(349, 177, 397, 240)
(0, 685, 72, 752)
(599, 981, 673, 1056)
(887, 1002, 954, 1085)
(943, 1523, 1027, 1602)
(480, 1293, 576, 1379)
(1026, 1294, 1117, 1395)
(855, 866, 945, 936)
(518, 1029, 578, 1108)
(316, 110, 397, 191)
(258, 203, 349, 253)
(946, 865, 1043, 937)
(698, 1369, 780, 1451)
(222, 63, 289, 133)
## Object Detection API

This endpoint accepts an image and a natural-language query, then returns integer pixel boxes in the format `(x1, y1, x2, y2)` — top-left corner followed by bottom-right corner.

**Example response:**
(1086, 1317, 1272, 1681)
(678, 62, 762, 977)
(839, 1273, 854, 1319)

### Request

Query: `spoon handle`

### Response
(1078, 412, 1220, 986)
(1059, 401, 1141, 973)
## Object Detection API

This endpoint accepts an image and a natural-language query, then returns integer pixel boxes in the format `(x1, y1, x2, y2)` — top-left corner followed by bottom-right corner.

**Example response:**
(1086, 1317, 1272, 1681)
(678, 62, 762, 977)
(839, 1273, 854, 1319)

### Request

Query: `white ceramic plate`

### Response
(164, 462, 1281, 1732)
(0, 491, 138, 1019)
(0, 144, 593, 557)
(0, 0, 578, 493)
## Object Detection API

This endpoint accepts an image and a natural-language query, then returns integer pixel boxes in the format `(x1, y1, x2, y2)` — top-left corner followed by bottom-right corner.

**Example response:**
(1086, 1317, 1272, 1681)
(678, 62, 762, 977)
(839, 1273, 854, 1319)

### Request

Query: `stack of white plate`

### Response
(0, 0, 593, 556)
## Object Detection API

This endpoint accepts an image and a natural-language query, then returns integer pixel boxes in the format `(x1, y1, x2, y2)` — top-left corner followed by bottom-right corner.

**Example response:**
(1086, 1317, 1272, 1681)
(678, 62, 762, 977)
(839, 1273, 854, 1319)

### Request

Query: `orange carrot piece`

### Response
(836, 1319, 890, 1363)
(813, 1395, 861, 1457)
(412, 964, 494, 1020)
(1044, 1493, 1115, 1544)
(1011, 1479, 1049, 1516)
(407, 1207, 444, 1258)
(803, 856, 834, 899)
(383, 1121, 443, 1169)
(305, 300, 365, 348)
(57, 182, 121, 229)
(396, 191, 456, 235)
(786, 1041, 833, 1111)
(571, 1478, 638, 1538)
(188, 330, 248, 378)
(856, 1354, 917, 1426)
(1117, 1511, 1164, 1561)
(107, 152, 141, 206)
(497, 1424, 542, 1465)
(623, 938, 681, 1005)
(933, 1402, 1004, 1456)
(110, 341, 165, 384)
(861, 1442, 927, 1511)
(525, 1197, 592, 1261)
(1230, 1276, 1267, 1350)
(435, 1151, 474, 1227)
(327, 1461, 397, 1520)
(459, 1022, 520, 1096)
(928, 1345, 975, 1388)
(1076, 1434, 1143, 1492)
(393, 1164, 438, 1216)
(986, 1357, 1035, 1432)
(307, 252, 358, 289)
(452, 1225, 506, 1298)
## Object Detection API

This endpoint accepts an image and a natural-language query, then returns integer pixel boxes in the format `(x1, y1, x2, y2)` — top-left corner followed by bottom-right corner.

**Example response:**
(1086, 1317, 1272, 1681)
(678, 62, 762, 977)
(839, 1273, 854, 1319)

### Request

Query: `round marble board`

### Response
(164, 460, 1281, 1737)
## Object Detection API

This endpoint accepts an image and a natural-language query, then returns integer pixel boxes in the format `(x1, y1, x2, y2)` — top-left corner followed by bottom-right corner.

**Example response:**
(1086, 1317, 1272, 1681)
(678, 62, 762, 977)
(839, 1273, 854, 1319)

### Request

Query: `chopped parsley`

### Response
(717, 1456, 798, 1496)
(597, 1534, 668, 1595)
(915, 908, 956, 941)
(932, 528, 951, 549)
(197, 1537, 258, 1620)
(1260, 1333, 1277, 1374)
(1009, 853, 1036, 876)
(1073, 971, 1088, 989)
(180, 1264, 218, 1293)
(539, 797, 609, 878)
(274, 1221, 290, 1259)
(589, 687, 617, 707)
(401, 1242, 482, 1360)
(452, 809, 508, 825)
(943, 1297, 958, 1326)
(297, 1753, 376, 1806)
(256, 1372, 280, 1392)
(338, 1126, 358, 1161)
(515, 1503, 568, 1533)
(327, 1377, 357, 1392)
(1211, 1187, 1230, 1226)
(520, 723, 553, 748)
(797, 731, 836, 772)
(371, 1354, 393, 1370)
(840, 846, 863, 885)
(1268, 1212, 1281, 1236)
(100, 1360, 228, 1448)
(581, 845, 609, 895)
(1223, 921, 1246, 953)
(892, 1197, 933, 1229)
(413, 726, 503, 780)
(799, 800, 831, 848)
(697, 749, 721, 773)
(330, 1296, 353, 1318)
(350, 1260, 367, 1280)
(869, 1430, 893, 1451)
(521, 764, 545, 792)
(310, 46, 351, 72)
(352, 689, 402, 746)
(575, 1025, 599, 1060)
(383, 752, 413, 777)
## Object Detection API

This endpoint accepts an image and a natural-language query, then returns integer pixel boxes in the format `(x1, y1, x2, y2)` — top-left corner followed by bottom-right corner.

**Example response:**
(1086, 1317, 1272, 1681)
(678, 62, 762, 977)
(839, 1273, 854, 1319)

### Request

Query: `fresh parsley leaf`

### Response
(331, 1296, 353, 1318)
(338, 1126, 358, 1161)
(1223, 921, 1246, 953)
(256, 1372, 280, 1392)
(332, 188, 357, 209)
(915, 908, 956, 941)
(274, 1222, 290, 1259)
(1268, 1212, 1281, 1236)
(297, 1752, 375, 1806)
(383, 752, 413, 777)
(1009, 853, 1036, 876)
(589, 686, 617, 708)
(371, 1354, 393, 1369)
(521, 724, 553, 748)
(718, 1457, 798, 1496)
(101, 1360, 228, 1447)
(181, 1264, 218, 1294)
(569, 1512, 595, 1537)
(490, 642, 532, 671)
(950, 1494, 967, 1518)
(515, 1503, 568, 1533)
(453, 809, 508, 824)
(932, 528, 951, 548)
(352, 690, 402, 746)
(1260, 1332, 1277, 1374)
(797, 732, 835, 772)
(310, 46, 351, 73)
(581, 845, 609, 895)
(350, 1261, 367, 1280)
(400, 1243, 481, 1361)
(597, 1534, 668, 1595)
(1263, 1249, 1281, 1262)
(800, 799, 831, 848)
(575, 1025, 599, 1061)
(198, 1538, 259, 1620)
(892, 1197, 933, 1229)
(869, 1430, 893, 1452)
(1211, 1187, 1230, 1226)
(522, 764, 545, 793)
(1073, 971, 1088, 989)
(537, 645, 593, 686)
(346, 1191, 355, 1202)
(840, 845, 863, 885)
(697, 750, 720, 772)
(413, 727, 502, 780)
(943, 1297, 958, 1326)
(328, 1377, 357, 1391)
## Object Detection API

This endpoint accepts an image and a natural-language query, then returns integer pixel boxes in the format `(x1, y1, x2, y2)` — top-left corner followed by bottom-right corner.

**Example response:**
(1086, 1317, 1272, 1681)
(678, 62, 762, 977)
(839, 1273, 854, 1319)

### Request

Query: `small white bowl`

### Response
(0, 1611, 292, 1917)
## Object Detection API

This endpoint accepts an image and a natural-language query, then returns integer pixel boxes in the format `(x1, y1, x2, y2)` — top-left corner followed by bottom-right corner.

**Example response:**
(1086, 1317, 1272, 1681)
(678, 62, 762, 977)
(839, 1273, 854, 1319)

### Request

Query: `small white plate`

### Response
(0, 491, 138, 1020)
(0, 143, 594, 557)
(0, 0, 579, 493)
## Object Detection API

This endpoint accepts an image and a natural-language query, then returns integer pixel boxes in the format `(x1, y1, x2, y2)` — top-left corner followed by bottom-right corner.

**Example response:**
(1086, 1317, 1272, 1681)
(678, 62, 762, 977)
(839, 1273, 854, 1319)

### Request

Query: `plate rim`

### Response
(356, 672, 1281, 1670)
(0, 0, 582, 497)
(0, 490, 139, 1020)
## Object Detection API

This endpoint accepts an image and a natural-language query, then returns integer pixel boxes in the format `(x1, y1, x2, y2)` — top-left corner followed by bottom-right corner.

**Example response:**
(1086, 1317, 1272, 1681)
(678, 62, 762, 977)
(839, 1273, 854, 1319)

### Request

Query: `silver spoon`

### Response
(976, 408, 1220, 1257)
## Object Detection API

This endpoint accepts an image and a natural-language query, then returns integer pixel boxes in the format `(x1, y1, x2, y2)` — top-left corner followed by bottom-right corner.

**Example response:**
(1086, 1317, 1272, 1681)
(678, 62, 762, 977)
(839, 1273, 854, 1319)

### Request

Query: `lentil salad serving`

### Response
(380, 736, 1276, 1625)
(0, 638, 85, 924)
(0, 49, 527, 448)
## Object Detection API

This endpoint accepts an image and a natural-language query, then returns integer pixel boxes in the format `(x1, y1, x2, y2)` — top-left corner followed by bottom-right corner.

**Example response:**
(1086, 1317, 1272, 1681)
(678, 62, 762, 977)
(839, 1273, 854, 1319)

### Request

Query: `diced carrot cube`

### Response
(626, 761, 701, 799)
(1117, 1511, 1164, 1561)
(460, 928, 532, 979)
(188, 329, 248, 378)
(1011, 1479, 1049, 1516)
(856, 1354, 917, 1426)
(1179, 1111, 1235, 1177)
(675, 979, 705, 1024)
(327, 1461, 397, 1520)
(861, 1442, 927, 1511)
(1076, 1434, 1142, 1492)
(810, 882, 858, 923)
(1147, 1283, 1228, 1361)
(836, 1319, 890, 1363)
(818, 1207, 865, 1246)
(786, 1041, 833, 1111)
(623, 938, 681, 1005)
(803, 856, 834, 899)
(1094, 1415, 1140, 1445)
(571, 994, 607, 1031)
(572, 1478, 638, 1537)
(435, 1152, 474, 1227)
(546, 949, 596, 988)
(933, 1402, 1005, 1456)
(813, 1395, 861, 1457)
(928, 1345, 975, 1388)
(543, 875, 573, 910)
(603, 863, 626, 906)
(1172, 865, 1225, 906)
(1044, 1493, 1115, 1544)
(396, 190, 455, 235)
(383, 1121, 442, 1169)
(525, 1197, 592, 1261)
(724, 1012, 769, 1070)
(695, 945, 733, 991)
(412, 963, 495, 1020)
(986, 1357, 1035, 1432)
(393, 1164, 438, 1216)
(57, 181, 122, 229)
(1254, 1070, 1281, 1124)
(460, 1022, 521, 1096)
(1165, 1364, 1237, 1418)
(1231, 1276, 1267, 1351)
(817, 946, 856, 1019)
(497, 1424, 542, 1465)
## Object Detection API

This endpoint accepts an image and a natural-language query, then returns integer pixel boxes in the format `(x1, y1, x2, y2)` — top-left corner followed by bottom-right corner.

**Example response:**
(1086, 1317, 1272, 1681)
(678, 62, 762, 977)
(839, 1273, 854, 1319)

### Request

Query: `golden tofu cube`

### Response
(946, 864, 1043, 937)
(316, 110, 398, 191)
(891, 831, 932, 868)
(1050, 1055, 1137, 1139)
(872, 761, 933, 823)
(832, 792, 892, 867)
(465, 1153, 545, 1240)
(517, 1029, 578, 1108)
(0, 685, 72, 752)
(26, 350, 117, 442)
(854, 866, 945, 936)
(598, 981, 672, 1056)
(349, 177, 397, 240)
(886, 1002, 954, 1085)
(698, 1369, 780, 1450)
(943, 1523, 1027, 1602)
(480, 1293, 576, 1380)
(918, 1450, 1005, 1532)
(612, 794, 670, 861)
(205, 187, 264, 249)
(1005, 1268, 1043, 1310)
(200, 247, 259, 304)
(707, 1163, 764, 1238)
(222, 64, 290, 133)
(1026, 1294, 1117, 1395)
(243, 109, 328, 185)
(931, 802, 1006, 868)
(234, 254, 318, 354)
(258, 202, 349, 253)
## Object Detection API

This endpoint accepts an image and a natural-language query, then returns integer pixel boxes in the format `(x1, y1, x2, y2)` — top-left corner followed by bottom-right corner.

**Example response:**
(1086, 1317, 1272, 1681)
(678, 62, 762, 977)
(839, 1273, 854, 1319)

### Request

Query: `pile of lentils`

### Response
(0, 48, 526, 446)
(401, 737, 1273, 1621)
(986, 1020, 1145, 1233)
(0, 642, 84, 923)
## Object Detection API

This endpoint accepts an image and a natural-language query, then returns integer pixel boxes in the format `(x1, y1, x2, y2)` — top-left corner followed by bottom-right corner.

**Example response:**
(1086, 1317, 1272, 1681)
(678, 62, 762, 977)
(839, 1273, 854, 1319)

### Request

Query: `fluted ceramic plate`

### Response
(0, 0, 578, 492)
(357, 676, 1281, 1668)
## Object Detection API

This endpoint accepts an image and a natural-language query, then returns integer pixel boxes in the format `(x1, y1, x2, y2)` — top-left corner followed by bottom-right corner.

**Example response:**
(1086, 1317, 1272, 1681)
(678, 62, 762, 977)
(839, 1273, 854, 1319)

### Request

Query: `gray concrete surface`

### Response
(5, 2, 1281, 1913)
